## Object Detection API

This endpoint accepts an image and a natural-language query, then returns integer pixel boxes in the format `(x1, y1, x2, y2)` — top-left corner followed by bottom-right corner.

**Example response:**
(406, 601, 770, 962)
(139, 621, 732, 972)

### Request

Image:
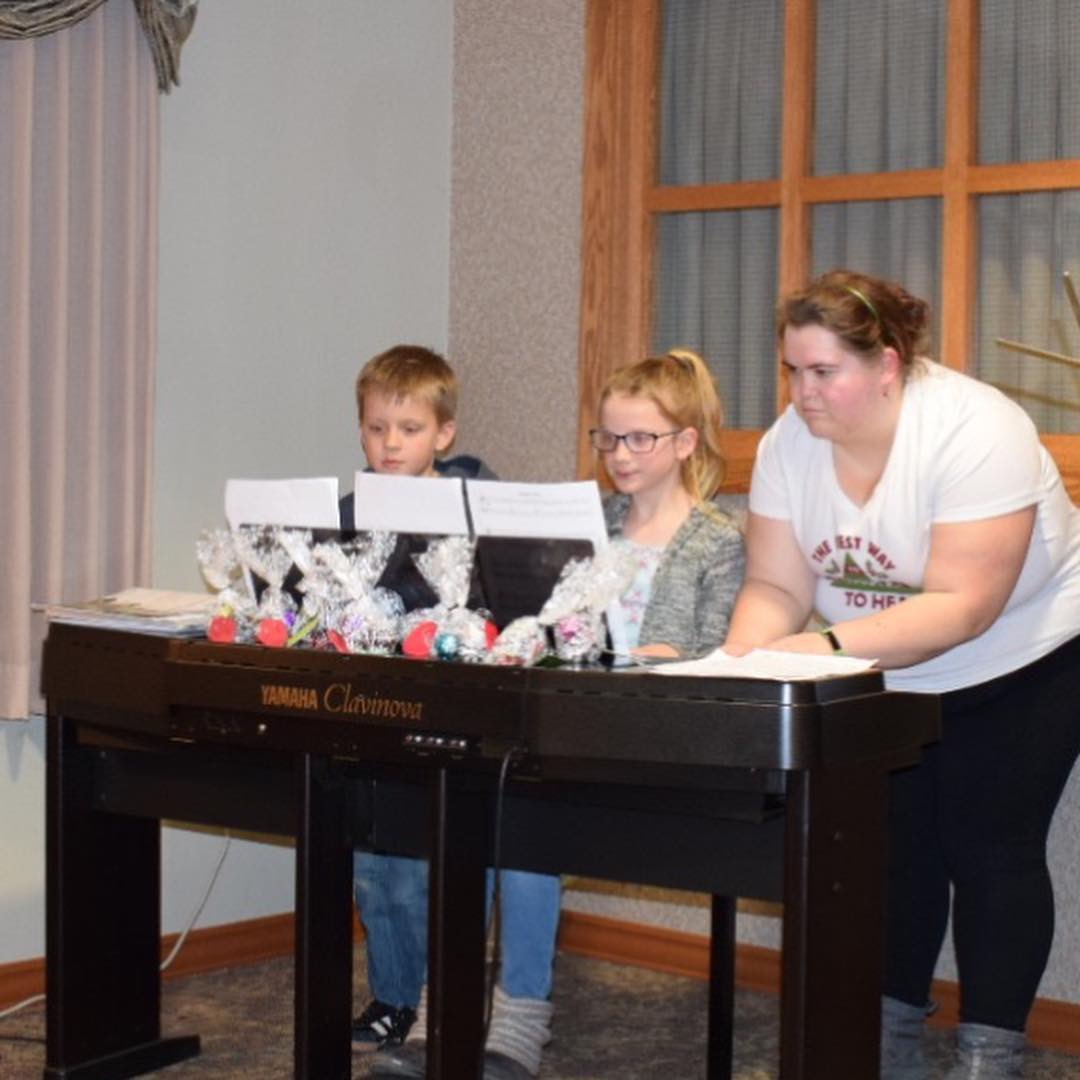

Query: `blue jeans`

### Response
(491, 870, 562, 1000)
(355, 853, 561, 1005)
(354, 852, 428, 1008)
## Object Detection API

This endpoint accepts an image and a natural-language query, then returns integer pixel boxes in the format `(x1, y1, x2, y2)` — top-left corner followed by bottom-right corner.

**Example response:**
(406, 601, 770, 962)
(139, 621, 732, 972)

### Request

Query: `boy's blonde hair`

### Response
(356, 345, 459, 431)
(598, 349, 727, 502)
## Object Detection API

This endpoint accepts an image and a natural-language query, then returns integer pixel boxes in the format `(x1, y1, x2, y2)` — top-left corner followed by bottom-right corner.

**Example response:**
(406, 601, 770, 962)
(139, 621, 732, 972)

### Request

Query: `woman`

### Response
(725, 270, 1080, 1080)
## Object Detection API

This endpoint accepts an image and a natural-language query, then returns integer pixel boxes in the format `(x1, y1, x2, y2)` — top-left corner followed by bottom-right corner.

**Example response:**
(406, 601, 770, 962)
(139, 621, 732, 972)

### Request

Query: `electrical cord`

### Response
(0, 831, 231, 1033)
(160, 833, 232, 972)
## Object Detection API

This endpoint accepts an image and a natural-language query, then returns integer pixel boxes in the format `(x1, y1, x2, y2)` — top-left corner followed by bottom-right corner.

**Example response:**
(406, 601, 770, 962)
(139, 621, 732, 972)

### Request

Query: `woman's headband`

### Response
(841, 283, 880, 325)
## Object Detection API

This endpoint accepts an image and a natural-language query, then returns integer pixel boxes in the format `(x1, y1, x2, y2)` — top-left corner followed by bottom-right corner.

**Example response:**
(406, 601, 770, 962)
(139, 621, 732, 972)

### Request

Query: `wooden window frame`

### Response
(577, 0, 1080, 499)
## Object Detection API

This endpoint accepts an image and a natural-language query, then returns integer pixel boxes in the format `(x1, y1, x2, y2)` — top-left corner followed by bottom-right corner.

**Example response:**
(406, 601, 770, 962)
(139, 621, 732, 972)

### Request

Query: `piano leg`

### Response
(295, 753, 354, 1080)
(45, 714, 200, 1079)
(427, 767, 488, 1080)
(707, 895, 736, 1080)
(780, 766, 887, 1080)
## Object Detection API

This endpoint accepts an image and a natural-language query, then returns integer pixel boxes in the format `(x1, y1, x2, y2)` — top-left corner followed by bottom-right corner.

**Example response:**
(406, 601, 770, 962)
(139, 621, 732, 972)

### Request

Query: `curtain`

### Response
(654, 0, 1079, 435)
(0, 0, 195, 91)
(0, 0, 159, 720)
(652, 0, 783, 429)
(974, 0, 1080, 433)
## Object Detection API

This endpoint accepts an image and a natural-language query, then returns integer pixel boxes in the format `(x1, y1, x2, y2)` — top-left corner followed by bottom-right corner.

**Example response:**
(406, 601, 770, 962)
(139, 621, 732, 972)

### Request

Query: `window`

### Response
(578, 0, 1080, 495)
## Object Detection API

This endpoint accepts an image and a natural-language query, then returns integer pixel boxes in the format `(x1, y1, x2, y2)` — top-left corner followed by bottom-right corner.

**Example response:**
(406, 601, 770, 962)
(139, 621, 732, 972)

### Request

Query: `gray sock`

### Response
(403, 984, 427, 1045)
(944, 1022, 1025, 1079)
(881, 995, 931, 1080)
(484, 985, 553, 1077)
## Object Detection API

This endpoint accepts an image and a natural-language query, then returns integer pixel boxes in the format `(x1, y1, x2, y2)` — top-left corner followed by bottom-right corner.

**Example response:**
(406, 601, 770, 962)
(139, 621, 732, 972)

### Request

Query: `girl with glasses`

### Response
(595, 349, 746, 658)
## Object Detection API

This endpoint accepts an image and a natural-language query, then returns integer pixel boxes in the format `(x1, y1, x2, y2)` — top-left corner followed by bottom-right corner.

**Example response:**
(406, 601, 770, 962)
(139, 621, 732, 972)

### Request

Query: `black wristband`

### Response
(820, 627, 845, 654)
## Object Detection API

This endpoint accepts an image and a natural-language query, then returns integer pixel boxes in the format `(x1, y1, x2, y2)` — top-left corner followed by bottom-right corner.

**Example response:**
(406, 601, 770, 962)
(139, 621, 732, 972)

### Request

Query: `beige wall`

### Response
(448, 0, 586, 483)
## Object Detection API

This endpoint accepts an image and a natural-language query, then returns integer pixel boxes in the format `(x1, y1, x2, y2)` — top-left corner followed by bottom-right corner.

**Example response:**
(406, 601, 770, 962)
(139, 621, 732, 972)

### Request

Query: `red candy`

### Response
(402, 620, 438, 659)
(257, 618, 289, 648)
(327, 629, 349, 654)
(484, 619, 499, 649)
(208, 615, 237, 644)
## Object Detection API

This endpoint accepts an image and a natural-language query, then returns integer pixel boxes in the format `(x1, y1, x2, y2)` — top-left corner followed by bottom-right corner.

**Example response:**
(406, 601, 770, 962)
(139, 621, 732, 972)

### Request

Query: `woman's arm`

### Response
(724, 513, 817, 653)
(767, 506, 1037, 667)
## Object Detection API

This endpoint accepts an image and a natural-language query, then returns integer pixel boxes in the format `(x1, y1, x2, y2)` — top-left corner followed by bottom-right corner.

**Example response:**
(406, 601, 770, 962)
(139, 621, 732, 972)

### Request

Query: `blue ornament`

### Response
(434, 631, 461, 661)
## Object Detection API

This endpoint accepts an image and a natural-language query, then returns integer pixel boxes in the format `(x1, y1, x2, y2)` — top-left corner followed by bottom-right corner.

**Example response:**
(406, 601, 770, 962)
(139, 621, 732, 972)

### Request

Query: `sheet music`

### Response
(225, 477, 340, 529)
(656, 647, 877, 681)
(465, 480, 608, 546)
(351, 472, 470, 535)
(465, 480, 629, 653)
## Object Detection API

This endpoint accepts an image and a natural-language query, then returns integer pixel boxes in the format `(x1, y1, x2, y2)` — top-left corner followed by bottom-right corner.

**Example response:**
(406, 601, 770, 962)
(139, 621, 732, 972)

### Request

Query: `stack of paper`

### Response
(45, 588, 215, 637)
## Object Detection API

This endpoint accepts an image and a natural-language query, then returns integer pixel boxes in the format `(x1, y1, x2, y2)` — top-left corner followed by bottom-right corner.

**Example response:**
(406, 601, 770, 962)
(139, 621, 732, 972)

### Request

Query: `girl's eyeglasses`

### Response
(588, 428, 682, 454)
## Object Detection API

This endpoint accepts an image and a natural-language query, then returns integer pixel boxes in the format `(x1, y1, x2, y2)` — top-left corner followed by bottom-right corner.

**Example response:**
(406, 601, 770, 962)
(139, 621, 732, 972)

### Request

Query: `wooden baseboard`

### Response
(0, 912, 300, 1010)
(5, 908, 1077, 1056)
(557, 910, 1080, 1055)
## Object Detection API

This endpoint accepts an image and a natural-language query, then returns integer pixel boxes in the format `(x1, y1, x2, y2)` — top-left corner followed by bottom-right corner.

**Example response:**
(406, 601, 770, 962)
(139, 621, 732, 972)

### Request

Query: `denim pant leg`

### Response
(490, 870, 562, 1000)
(354, 851, 429, 1008)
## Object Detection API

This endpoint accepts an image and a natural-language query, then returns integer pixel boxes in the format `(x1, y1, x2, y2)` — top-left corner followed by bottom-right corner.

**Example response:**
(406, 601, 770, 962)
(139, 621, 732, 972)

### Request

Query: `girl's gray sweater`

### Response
(604, 493, 746, 658)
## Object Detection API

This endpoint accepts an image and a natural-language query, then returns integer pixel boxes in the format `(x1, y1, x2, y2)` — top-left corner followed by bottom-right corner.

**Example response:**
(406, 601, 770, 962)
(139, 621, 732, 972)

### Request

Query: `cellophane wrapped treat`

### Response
(538, 544, 637, 663)
(490, 615, 549, 666)
(307, 532, 404, 654)
(402, 536, 496, 662)
(232, 525, 302, 647)
(196, 528, 258, 644)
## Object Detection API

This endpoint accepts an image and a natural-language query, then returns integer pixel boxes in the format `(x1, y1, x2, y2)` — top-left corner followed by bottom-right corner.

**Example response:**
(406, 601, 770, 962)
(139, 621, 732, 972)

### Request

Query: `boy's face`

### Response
(360, 391, 456, 477)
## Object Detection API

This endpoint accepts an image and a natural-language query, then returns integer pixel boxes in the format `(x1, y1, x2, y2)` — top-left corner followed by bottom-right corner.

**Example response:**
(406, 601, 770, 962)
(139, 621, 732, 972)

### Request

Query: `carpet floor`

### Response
(1, 948, 1078, 1078)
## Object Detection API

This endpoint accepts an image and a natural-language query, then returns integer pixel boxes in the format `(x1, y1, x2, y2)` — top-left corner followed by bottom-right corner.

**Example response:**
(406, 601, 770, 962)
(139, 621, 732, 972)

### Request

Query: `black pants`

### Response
(884, 633, 1080, 1031)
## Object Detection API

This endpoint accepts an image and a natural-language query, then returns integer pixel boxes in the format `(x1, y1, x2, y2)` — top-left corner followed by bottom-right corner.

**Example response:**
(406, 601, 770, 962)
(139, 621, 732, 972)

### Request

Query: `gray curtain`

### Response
(652, 0, 782, 429)
(975, 1, 1080, 433)
(653, 0, 1080, 434)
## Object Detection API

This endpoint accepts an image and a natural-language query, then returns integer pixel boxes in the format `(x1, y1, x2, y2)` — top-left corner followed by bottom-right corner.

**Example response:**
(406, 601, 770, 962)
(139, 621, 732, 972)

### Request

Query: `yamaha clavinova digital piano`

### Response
(41, 623, 939, 1080)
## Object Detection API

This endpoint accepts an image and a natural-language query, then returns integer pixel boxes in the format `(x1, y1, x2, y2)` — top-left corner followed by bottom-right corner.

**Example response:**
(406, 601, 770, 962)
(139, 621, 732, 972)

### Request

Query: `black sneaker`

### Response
(351, 1000, 417, 1051)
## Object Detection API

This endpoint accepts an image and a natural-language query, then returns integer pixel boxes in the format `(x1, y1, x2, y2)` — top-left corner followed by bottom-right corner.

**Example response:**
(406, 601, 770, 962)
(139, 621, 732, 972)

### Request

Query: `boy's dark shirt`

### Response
(338, 454, 497, 611)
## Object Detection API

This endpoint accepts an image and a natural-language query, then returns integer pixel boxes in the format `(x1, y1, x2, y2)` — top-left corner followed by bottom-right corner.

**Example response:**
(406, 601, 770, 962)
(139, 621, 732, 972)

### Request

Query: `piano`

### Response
(42, 623, 939, 1080)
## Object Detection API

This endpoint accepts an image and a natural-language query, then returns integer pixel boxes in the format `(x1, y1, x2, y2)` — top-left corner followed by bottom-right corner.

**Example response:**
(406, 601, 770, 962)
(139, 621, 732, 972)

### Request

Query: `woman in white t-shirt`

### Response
(725, 270, 1080, 1080)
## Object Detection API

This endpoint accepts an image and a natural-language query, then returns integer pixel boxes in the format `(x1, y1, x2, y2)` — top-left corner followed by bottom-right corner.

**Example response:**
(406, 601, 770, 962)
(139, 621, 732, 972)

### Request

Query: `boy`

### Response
(344, 345, 494, 1051)
(349, 346, 561, 1080)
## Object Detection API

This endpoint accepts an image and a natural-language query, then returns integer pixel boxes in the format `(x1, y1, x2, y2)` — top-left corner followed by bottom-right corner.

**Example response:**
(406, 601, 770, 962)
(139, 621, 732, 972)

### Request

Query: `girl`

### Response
(597, 348, 745, 657)
(378, 350, 745, 1080)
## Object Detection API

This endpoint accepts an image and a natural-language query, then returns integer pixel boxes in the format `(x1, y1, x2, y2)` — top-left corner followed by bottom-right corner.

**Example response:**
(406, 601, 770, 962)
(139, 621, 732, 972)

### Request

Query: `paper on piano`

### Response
(225, 477, 340, 530)
(351, 473, 470, 535)
(465, 480, 608, 546)
(464, 480, 630, 654)
(44, 588, 216, 636)
(655, 647, 877, 680)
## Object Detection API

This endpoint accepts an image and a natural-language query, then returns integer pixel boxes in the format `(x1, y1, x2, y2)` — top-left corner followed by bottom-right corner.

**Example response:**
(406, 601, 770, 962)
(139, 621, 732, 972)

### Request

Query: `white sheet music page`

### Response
(465, 480, 608, 546)
(656, 648, 877, 680)
(351, 472, 470, 535)
(224, 477, 340, 529)
(465, 480, 632, 653)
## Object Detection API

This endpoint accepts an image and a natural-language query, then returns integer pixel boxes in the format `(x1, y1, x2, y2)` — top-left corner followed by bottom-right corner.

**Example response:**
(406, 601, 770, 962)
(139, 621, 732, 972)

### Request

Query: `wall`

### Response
(448, 0, 586, 484)
(149, 0, 455, 938)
